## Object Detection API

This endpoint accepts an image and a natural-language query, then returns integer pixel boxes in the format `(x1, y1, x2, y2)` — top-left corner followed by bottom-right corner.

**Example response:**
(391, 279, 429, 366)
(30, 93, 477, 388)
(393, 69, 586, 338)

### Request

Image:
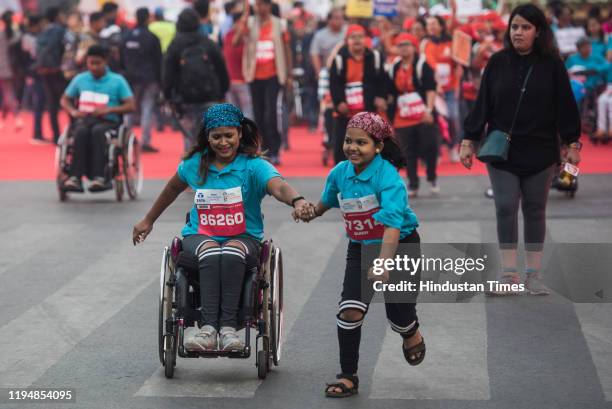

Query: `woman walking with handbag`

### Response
(459, 4, 581, 295)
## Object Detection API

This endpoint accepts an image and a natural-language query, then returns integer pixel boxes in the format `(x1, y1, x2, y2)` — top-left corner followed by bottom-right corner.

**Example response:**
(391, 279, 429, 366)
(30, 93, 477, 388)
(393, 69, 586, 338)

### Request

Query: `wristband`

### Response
(291, 196, 305, 207)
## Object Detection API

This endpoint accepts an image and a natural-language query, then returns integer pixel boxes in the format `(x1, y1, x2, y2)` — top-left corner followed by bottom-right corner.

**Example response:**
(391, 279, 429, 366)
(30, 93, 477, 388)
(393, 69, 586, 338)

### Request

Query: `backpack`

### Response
(178, 41, 221, 104)
(36, 26, 64, 71)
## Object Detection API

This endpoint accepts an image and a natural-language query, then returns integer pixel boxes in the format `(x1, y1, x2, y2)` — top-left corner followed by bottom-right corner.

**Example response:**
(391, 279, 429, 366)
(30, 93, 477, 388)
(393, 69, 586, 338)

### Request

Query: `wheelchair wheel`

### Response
(55, 132, 69, 202)
(257, 334, 270, 380)
(158, 246, 177, 372)
(269, 247, 284, 366)
(123, 132, 143, 200)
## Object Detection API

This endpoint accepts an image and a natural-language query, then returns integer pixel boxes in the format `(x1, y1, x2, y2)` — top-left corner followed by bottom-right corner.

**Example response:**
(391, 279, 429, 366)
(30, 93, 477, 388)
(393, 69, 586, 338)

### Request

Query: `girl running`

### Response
(133, 103, 310, 351)
(295, 111, 425, 398)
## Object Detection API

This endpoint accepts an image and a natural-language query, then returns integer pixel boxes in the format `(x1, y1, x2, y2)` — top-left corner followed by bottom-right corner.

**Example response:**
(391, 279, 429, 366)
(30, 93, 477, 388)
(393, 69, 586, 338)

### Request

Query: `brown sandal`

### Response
(403, 334, 426, 366)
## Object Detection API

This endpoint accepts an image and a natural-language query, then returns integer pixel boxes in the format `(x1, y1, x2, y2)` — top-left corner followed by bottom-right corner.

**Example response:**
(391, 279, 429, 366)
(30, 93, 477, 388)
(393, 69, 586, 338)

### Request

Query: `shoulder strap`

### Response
(508, 65, 533, 138)
(372, 49, 381, 71)
(334, 54, 343, 72)
(416, 56, 425, 83)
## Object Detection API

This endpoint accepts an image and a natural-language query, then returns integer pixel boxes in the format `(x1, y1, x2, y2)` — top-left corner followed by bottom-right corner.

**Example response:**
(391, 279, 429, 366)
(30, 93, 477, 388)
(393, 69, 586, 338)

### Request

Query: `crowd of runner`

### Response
(0, 0, 610, 180)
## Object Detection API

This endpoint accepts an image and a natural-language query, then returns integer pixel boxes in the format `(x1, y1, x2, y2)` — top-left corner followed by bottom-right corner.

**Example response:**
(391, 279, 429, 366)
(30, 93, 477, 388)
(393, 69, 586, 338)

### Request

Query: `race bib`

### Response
(256, 40, 275, 63)
(78, 91, 110, 113)
(339, 194, 385, 241)
(397, 92, 426, 121)
(195, 187, 246, 237)
(345, 81, 365, 112)
(436, 63, 451, 88)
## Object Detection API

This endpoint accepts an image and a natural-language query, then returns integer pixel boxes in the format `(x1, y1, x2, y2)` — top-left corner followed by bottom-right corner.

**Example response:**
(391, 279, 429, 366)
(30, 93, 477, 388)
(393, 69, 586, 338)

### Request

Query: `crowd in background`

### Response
(0, 0, 610, 182)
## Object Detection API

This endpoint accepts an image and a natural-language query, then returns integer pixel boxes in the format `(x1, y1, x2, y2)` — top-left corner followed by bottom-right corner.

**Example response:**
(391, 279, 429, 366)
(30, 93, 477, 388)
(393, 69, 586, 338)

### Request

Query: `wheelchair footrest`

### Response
(183, 348, 251, 359)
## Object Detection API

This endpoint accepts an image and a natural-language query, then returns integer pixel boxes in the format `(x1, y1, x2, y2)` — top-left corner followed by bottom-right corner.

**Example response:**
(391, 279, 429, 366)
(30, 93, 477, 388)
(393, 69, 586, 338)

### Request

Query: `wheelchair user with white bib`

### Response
(133, 103, 311, 351)
(60, 44, 135, 193)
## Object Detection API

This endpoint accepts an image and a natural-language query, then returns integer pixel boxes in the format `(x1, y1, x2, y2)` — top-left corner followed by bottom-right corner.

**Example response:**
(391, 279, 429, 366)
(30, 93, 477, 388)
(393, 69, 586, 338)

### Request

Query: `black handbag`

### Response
(477, 66, 533, 163)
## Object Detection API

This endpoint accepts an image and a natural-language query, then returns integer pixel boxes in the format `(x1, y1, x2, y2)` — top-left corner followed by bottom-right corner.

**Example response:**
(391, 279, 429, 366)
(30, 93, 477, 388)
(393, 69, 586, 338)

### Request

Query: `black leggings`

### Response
(487, 164, 555, 252)
(70, 119, 118, 179)
(337, 230, 421, 375)
(182, 234, 261, 329)
(396, 124, 440, 190)
(250, 77, 281, 157)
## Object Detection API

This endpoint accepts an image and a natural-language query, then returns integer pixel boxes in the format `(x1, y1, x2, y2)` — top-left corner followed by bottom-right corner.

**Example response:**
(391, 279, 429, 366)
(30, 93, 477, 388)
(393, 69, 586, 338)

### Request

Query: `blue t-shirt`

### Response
(178, 153, 281, 242)
(64, 69, 133, 122)
(565, 52, 609, 91)
(321, 154, 419, 244)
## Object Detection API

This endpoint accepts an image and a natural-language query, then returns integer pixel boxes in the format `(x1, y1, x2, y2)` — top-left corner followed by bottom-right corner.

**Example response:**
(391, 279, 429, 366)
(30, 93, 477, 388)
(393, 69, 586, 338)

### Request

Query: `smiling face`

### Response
(426, 16, 442, 37)
(510, 14, 537, 54)
(208, 126, 242, 162)
(343, 127, 381, 171)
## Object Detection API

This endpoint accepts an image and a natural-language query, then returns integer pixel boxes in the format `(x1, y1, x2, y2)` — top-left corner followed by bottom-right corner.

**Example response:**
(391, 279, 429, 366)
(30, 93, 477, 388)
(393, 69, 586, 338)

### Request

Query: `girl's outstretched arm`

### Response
(133, 173, 188, 245)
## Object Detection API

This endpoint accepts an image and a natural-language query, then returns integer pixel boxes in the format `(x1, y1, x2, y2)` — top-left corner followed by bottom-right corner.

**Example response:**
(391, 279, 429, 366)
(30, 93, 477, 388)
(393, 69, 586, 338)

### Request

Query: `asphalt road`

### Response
(1, 175, 611, 409)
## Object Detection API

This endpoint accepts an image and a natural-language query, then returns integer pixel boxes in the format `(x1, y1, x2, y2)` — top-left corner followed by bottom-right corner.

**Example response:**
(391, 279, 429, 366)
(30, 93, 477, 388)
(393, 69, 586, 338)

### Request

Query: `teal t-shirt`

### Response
(565, 52, 609, 91)
(321, 154, 419, 244)
(64, 69, 133, 122)
(178, 153, 281, 242)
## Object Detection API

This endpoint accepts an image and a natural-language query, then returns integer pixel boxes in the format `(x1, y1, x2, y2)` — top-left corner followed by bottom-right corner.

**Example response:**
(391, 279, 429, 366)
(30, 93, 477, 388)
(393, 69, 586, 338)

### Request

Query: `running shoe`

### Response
(430, 182, 440, 195)
(185, 325, 218, 351)
(486, 272, 522, 296)
(525, 272, 550, 296)
(219, 327, 244, 351)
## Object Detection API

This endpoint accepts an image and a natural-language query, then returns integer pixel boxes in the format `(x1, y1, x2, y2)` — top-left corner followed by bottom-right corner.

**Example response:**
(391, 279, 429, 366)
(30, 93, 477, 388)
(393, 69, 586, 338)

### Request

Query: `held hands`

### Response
(292, 200, 317, 223)
(132, 218, 153, 245)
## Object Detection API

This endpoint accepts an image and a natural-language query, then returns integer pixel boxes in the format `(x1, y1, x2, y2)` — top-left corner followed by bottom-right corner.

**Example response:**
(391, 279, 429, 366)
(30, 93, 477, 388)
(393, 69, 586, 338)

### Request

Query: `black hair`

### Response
(294, 1, 304, 8)
(101, 2, 119, 14)
(89, 11, 104, 24)
(379, 138, 405, 169)
(26, 14, 42, 28)
(86, 44, 110, 59)
(426, 15, 451, 41)
(193, 0, 210, 18)
(45, 7, 61, 23)
(1, 10, 13, 39)
(585, 16, 605, 43)
(259, 0, 273, 5)
(136, 8, 149, 26)
(184, 117, 264, 184)
(224, 1, 236, 15)
(504, 4, 559, 60)
(271, 2, 280, 17)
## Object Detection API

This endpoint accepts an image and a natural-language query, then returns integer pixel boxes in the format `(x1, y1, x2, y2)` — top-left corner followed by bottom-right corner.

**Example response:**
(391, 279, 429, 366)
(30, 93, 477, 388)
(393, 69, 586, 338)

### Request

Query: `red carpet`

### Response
(1, 114, 611, 180)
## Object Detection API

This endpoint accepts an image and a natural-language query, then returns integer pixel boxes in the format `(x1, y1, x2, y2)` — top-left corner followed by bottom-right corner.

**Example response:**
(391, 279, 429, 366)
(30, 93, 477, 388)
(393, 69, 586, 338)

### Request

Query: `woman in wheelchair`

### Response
(60, 44, 135, 192)
(133, 103, 310, 351)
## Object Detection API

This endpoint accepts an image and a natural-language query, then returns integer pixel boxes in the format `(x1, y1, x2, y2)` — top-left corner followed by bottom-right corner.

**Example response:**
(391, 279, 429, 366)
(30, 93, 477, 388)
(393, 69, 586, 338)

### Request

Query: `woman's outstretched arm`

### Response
(133, 173, 188, 245)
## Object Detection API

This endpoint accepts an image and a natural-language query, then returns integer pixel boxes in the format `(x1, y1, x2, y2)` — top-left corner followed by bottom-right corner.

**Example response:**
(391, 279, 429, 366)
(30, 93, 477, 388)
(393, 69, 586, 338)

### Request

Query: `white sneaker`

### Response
(430, 182, 440, 195)
(525, 272, 550, 296)
(185, 325, 217, 351)
(219, 327, 244, 351)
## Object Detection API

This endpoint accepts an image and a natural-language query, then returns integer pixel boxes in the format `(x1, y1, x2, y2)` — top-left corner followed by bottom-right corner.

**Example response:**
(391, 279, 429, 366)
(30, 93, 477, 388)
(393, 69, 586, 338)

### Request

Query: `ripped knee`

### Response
(222, 240, 248, 260)
(336, 300, 368, 330)
(195, 240, 221, 261)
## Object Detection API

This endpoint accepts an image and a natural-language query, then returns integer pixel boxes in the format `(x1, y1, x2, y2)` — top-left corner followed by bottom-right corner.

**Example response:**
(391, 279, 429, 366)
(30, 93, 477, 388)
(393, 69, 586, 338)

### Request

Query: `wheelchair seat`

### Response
(174, 250, 259, 326)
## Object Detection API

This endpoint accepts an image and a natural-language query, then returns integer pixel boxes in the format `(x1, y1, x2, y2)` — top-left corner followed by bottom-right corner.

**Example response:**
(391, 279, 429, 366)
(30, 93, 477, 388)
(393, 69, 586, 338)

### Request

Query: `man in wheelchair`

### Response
(60, 45, 135, 192)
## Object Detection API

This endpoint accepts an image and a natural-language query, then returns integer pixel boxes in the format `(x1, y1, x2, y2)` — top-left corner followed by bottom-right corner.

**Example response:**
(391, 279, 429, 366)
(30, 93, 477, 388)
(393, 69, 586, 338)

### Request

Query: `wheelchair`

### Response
(569, 67, 609, 145)
(158, 236, 284, 380)
(55, 119, 143, 202)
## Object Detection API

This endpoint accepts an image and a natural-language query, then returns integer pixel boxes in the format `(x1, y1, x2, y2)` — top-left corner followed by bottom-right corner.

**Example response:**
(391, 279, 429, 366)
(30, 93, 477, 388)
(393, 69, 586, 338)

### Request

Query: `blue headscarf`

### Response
(203, 103, 244, 131)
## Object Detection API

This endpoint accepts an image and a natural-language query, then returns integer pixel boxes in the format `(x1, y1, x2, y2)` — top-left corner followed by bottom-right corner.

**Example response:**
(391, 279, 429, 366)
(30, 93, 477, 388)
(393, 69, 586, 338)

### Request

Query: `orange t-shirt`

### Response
(345, 57, 365, 117)
(393, 64, 423, 129)
(254, 21, 289, 80)
(424, 40, 457, 92)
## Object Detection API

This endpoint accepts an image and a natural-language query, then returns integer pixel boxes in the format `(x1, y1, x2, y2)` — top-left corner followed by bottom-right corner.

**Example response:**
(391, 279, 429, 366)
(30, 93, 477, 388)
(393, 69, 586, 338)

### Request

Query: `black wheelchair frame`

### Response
(55, 119, 143, 201)
(158, 236, 284, 380)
